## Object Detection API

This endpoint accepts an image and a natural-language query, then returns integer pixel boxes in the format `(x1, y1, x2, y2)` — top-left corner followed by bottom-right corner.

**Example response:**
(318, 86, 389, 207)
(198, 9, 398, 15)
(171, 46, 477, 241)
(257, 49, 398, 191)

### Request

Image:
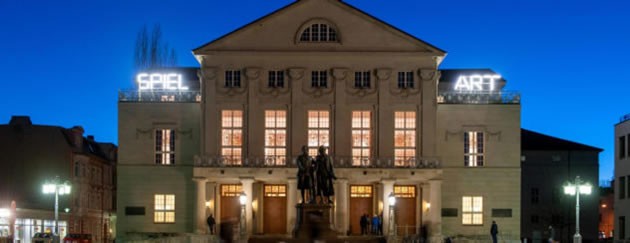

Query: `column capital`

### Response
(239, 177, 255, 184)
(381, 179, 396, 186)
(428, 179, 442, 185)
(193, 177, 208, 183)
(335, 178, 348, 184)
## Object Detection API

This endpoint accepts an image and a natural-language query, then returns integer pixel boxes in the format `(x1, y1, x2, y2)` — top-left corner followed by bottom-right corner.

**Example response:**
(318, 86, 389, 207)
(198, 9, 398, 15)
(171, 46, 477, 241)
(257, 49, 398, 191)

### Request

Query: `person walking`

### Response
(490, 220, 499, 243)
(206, 214, 216, 234)
(371, 214, 379, 235)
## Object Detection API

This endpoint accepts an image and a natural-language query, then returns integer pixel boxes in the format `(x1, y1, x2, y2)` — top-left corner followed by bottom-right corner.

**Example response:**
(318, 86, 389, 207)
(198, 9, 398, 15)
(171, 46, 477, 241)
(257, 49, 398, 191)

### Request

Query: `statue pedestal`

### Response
(292, 203, 338, 240)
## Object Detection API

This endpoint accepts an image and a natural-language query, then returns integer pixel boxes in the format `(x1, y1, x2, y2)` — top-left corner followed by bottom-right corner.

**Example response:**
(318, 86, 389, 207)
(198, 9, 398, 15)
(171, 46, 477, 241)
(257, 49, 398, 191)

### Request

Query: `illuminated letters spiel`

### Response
(137, 73, 189, 90)
(454, 75, 501, 92)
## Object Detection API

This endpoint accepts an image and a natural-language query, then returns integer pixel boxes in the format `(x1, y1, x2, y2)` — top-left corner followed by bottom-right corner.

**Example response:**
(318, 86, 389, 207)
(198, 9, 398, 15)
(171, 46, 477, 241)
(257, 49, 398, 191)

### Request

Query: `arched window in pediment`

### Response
(297, 20, 339, 43)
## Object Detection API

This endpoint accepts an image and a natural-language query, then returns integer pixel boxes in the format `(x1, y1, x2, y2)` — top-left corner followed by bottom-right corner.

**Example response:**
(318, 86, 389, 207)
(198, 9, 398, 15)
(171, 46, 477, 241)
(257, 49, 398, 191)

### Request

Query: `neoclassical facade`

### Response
(117, 0, 521, 242)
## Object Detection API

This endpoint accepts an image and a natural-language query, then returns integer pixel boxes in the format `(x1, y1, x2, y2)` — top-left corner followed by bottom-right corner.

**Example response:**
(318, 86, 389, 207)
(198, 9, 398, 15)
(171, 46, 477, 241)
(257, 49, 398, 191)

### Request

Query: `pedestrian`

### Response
(490, 220, 498, 243)
(548, 225, 555, 243)
(360, 214, 368, 235)
(378, 213, 383, 235)
(206, 214, 216, 234)
(371, 214, 379, 235)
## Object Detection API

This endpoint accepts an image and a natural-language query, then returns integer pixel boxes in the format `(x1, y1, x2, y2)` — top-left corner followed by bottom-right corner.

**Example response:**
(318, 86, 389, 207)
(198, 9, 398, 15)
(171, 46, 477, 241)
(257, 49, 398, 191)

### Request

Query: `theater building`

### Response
(117, 0, 521, 242)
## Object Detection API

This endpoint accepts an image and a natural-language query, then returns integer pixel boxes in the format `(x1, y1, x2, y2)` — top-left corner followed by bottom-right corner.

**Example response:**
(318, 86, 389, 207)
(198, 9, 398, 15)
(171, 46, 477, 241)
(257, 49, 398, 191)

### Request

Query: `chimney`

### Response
(9, 116, 32, 126)
(70, 126, 85, 149)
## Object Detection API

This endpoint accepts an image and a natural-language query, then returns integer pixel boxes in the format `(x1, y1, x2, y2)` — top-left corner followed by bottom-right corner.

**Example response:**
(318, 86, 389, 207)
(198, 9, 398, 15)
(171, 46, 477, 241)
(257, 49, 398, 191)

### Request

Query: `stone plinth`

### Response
(292, 203, 338, 240)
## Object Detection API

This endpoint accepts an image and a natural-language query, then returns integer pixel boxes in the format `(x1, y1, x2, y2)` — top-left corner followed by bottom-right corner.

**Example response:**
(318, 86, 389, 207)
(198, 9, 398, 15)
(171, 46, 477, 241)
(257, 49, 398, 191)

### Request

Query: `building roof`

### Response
(521, 129, 603, 152)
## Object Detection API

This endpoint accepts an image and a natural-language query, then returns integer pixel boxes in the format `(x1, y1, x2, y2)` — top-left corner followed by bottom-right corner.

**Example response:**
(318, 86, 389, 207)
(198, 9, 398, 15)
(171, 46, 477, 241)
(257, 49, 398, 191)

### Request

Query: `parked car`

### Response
(63, 233, 92, 243)
(32, 232, 54, 243)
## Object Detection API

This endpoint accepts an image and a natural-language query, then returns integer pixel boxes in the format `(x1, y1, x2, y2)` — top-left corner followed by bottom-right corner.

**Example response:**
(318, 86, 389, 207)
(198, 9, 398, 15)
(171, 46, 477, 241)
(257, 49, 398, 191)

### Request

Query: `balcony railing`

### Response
(193, 155, 440, 169)
(118, 90, 201, 103)
(438, 91, 520, 104)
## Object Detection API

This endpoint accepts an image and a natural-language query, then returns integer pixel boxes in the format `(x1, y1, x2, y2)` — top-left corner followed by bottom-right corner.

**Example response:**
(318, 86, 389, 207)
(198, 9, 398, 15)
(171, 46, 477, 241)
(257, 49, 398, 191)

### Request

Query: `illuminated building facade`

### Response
(116, 0, 522, 242)
(615, 114, 630, 241)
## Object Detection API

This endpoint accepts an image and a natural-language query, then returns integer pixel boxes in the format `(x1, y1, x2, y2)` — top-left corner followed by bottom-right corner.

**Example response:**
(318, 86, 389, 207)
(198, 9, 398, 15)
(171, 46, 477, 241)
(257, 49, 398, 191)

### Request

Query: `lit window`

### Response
(268, 70, 285, 88)
(394, 111, 416, 166)
(155, 129, 175, 165)
(311, 71, 328, 88)
(221, 184, 243, 197)
(308, 110, 330, 156)
(394, 186, 416, 198)
(265, 110, 287, 166)
(397, 72, 414, 89)
(464, 131, 484, 167)
(354, 71, 371, 89)
(462, 196, 483, 225)
(221, 110, 243, 165)
(350, 186, 373, 198)
(264, 185, 287, 197)
(225, 70, 241, 88)
(352, 111, 371, 166)
(154, 194, 175, 223)
(299, 23, 338, 42)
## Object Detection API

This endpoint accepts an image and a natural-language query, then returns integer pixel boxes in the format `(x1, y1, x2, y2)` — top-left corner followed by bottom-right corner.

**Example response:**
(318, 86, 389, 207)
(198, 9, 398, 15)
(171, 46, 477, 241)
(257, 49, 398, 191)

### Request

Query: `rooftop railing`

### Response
(438, 91, 520, 104)
(193, 155, 441, 169)
(621, 113, 630, 123)
(118, 90, 201, 103)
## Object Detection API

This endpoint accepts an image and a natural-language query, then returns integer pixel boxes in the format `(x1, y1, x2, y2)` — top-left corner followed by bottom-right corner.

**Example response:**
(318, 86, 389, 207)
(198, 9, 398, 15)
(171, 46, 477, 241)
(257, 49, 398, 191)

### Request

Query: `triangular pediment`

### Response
(193, 0, 446, 55)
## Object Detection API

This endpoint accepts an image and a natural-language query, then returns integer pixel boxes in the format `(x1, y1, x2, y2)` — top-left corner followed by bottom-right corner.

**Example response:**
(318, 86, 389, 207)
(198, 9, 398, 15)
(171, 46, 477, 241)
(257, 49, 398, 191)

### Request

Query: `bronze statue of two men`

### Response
(297, 145, 336, 204)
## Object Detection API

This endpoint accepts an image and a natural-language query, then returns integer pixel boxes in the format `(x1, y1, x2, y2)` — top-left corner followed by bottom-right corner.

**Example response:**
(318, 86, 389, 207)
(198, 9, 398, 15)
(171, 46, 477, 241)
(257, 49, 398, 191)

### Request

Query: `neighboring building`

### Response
(521, 129, 601, 243)
(600, 185, 614, 240)
(615, 113, 630, 241)
(0, 116, 117, 243)
(117, 0, 522, 242)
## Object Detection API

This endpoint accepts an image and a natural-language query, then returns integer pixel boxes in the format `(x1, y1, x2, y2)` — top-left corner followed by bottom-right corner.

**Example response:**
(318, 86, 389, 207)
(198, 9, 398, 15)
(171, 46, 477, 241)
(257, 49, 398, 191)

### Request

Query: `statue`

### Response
(314, 146, 336, 204)
(297, 145, 315, 204)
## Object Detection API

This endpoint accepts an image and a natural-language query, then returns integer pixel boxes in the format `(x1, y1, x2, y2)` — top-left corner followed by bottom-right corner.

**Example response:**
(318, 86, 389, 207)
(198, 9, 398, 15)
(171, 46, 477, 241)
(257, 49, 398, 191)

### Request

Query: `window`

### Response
(620, 216, 626, 239)
(265, 110, 287, 166)
(627, 134, 630, 158)
(531, 214, 539, 224)
(225, 70, 241, 88)
(462, 196, 483, 225)
(394, 111, 416, 166)
(268, 70, 285, 88)
(311, 71, 328, 88)
(264, 185, 287, 197)
(394, 186, 416, 198)
(155, 129, 175, 165)
(299, 23, 338, 42)
(620, 176, 626, 199)
(307, 110, 330, 156)
(221, 110, 243, 165)
(621, 136, 627, 159)
(221, 185, 243, 197)
(531, 188, 539, 204)
(350, 186, 373, 198)
(154, 194, 175, 223)
(464, 131, 484, 167)
(397, 72, 414, 89)
(352, 111, 371, 166)
(354, 71, 371, 89)
(74, 162, 80, 177)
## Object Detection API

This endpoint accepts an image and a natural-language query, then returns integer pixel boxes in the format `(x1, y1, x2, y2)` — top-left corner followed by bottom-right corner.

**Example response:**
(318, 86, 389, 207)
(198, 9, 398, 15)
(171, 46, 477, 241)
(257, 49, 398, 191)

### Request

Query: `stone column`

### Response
(240, 178, 255, 236)
(381, 179, 395, 235)
(428, 179, 442, 243)
(193, 177, 208, 234)
(287, 178, 298, 234)
(334, 179, 348, 234)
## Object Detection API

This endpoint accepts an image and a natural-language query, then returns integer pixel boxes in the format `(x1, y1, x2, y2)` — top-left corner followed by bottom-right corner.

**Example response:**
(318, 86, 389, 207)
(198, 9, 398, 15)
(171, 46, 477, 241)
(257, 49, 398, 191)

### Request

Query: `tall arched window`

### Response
(298, 22, 339, 42)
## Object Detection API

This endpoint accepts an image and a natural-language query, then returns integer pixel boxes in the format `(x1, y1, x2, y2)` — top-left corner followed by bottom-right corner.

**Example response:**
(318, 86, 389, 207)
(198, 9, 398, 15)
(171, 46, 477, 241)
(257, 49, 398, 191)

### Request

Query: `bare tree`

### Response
(134, 24, 177, 70)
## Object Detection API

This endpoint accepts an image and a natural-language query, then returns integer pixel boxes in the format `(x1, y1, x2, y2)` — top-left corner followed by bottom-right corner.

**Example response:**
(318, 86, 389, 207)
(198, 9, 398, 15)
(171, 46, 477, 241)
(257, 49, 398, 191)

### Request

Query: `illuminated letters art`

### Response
(454, 75, 501, 92)
(137, 73, 189, 90)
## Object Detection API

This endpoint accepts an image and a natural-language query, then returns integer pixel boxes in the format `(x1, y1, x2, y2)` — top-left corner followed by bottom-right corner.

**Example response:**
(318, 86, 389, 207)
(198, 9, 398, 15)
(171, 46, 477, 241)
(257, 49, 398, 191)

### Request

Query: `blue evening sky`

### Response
(0, 0, 628, 183)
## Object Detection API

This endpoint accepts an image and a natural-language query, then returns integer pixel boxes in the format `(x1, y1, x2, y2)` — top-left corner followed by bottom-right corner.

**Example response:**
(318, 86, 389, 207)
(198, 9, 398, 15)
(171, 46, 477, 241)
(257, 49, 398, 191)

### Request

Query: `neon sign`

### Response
(137, 73, 189, 90)
(454, 75, 501, 92)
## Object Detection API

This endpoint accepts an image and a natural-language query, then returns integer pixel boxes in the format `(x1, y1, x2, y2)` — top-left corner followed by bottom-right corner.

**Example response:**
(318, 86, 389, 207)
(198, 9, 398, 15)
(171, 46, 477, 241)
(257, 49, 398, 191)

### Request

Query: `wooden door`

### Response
(394, 185, 417, 236)
(263, 185, 287, 234)
(220, 184, 242, 222)
(349, 185, 373, 235)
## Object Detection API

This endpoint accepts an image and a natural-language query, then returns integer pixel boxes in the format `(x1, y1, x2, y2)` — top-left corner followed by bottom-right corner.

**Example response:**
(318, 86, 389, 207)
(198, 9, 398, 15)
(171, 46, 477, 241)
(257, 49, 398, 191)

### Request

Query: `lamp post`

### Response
(239, 192, 247, 239)
(388, 192, 396, 237)
(42, 176, 71, 236)
(563, 176, 592, 243)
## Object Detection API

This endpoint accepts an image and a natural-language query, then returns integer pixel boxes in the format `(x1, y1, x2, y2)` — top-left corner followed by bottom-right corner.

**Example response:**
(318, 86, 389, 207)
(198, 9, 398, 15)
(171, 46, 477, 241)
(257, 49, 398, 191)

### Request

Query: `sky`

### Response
(0, 0, 628, 183)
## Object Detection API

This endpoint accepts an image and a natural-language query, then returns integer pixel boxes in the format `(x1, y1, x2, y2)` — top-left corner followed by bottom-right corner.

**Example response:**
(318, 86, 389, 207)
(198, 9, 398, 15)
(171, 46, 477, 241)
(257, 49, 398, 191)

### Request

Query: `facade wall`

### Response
(615, 119, 630, 241)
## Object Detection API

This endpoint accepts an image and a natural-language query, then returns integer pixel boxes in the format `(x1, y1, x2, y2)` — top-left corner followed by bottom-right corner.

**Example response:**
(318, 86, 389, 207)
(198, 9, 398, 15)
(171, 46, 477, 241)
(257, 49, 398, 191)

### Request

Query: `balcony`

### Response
(438, 91, 520, 104)
(193, 155, 441, 169)
(118, 90, 201, 103)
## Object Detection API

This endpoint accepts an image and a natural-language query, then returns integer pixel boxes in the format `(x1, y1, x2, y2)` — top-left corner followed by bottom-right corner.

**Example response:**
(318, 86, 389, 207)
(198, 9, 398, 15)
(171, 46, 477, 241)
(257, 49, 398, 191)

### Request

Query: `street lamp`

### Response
(563, 176, 592, 243)
(239, 192, 247, 239)
(388, 192, 396, 236)
(42, 176, 71, 236)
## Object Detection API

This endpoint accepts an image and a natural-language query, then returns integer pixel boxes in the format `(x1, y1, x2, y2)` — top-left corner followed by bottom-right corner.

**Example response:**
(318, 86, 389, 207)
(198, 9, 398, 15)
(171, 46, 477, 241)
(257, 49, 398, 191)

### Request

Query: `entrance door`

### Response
(263, 185, 287, 234)
(220, 184, 242, 223)
(349, 185, 373, 235)
(394, 185, 417, 236)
